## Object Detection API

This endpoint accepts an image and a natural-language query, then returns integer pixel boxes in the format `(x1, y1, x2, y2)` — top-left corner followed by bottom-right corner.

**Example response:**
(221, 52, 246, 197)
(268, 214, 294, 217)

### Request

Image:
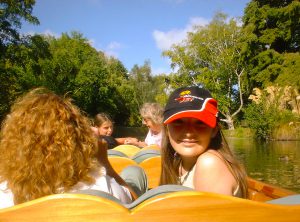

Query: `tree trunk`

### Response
(220, 115, 235, 130)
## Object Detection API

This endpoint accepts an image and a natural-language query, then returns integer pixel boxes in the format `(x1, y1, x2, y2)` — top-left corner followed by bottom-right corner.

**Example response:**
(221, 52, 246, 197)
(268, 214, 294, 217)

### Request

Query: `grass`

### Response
(222, 127, 254, 138)
(272, 122, 300, 140)
(223, 124, 300, 141)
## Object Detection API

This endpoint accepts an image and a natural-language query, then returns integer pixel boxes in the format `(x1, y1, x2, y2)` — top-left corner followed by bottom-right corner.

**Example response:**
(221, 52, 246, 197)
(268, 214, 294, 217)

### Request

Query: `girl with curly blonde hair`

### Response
(0, 88, 134, 208)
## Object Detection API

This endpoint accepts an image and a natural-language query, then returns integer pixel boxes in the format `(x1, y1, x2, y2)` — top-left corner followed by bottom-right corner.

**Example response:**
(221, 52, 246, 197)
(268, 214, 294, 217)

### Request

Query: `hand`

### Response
(124, 137, 138, 145)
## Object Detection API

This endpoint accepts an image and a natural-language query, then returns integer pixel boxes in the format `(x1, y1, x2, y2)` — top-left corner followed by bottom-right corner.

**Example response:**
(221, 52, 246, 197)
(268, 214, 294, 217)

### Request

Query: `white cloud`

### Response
(39, 29, 60, 38)
(87, 39, 123, 58)
(152, 29, 186, 51)
(87, 38, 97, 48)
(107, 41, 122, 50)
(152, 16, 209, 51)
(103, 41, 124, 58)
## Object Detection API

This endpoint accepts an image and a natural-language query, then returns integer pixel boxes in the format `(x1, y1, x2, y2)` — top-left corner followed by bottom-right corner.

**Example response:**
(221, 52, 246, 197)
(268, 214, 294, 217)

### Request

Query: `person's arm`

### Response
(193, 151, 237, 196)
(115, 137, 126, 145)
(96, 139, 138, 200)
(123, 137, 147, 148)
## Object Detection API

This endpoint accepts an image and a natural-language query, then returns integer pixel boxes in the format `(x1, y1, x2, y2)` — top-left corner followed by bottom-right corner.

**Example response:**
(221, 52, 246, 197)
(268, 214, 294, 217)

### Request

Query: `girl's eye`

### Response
(195, 120, 205, 126)
(194, 121, 210, 130)
(171, 119, 183, 126)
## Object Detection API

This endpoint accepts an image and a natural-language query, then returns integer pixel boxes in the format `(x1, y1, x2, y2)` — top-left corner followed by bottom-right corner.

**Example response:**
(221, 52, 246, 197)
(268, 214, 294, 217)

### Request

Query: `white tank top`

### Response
(179, 164, 241, 197)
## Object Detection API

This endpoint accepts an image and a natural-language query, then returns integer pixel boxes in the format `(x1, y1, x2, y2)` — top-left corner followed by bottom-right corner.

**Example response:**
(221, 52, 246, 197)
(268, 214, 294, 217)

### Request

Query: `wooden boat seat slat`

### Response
(1, 192, 300, 222)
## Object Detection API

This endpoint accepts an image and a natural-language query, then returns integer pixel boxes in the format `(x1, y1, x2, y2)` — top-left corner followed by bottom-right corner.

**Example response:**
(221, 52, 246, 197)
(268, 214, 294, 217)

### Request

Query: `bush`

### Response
(244, 102, 298, 140)
(272, 120, 300, 140)
(244, 102, 272, 140)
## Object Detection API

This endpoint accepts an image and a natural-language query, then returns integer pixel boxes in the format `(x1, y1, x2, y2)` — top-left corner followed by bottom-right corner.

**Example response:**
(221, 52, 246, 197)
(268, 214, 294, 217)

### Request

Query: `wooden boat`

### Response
(0, 146, 299, 221)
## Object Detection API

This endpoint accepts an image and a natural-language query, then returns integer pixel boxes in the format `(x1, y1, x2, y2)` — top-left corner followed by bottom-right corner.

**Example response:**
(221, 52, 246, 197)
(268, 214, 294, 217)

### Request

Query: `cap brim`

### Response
(163, 110, 217, 128)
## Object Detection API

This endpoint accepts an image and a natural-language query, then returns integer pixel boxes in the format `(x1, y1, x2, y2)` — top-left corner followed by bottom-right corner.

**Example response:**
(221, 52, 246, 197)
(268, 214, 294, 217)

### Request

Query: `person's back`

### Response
(0, 88, 132, 209)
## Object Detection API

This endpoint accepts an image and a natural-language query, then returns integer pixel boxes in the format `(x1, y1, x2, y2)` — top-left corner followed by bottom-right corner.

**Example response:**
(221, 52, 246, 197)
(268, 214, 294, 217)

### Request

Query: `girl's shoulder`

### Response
(196, 150, 226, 169)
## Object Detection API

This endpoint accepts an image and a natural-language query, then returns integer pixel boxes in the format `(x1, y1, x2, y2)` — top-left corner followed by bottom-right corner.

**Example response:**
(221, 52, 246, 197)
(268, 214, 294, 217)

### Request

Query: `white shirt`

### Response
(144, 130, 162, 147)
(0, 167, 132, 209)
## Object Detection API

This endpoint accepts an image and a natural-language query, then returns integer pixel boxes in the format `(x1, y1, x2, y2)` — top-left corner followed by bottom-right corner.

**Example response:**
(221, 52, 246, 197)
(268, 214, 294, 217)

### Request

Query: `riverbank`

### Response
(223, 126, 300, 141)
(272, 122, 300, 140)
(223, 128, 254, 139)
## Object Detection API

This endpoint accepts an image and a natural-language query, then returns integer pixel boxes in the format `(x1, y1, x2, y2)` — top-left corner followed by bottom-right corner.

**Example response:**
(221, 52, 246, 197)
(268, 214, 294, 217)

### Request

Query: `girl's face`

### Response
(167, 118, 217, 158)
(142, 118, 161, 134)
(98, 121, 113, 136)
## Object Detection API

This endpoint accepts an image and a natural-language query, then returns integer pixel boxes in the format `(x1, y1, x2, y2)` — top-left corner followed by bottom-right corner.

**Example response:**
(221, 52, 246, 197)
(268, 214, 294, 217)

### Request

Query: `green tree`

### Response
(104, 56, 132, 124)
(244, 87, 297, 140)
(0, 0, 39, 51)
(163, 13, 247, 129)
(126, 61, 167, 126)
(0, 0, 39, 121)
(242, 0, 300, 89)
(40, 32, 131, 122)
(1, 31, 133, 124)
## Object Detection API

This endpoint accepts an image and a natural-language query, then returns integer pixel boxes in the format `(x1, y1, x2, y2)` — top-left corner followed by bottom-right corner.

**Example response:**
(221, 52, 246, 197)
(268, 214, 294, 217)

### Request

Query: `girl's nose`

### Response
(182, 120, 197, 135)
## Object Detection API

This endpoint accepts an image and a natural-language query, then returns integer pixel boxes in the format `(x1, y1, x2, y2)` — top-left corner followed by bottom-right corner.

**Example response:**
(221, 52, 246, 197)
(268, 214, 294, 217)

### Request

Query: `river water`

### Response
(114, 127, 300, 193)
(227, 137, 300, 193)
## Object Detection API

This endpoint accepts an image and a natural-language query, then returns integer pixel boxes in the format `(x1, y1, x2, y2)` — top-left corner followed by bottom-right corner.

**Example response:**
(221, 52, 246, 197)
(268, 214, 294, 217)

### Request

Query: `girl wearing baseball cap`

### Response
(160, 86, 248, 198)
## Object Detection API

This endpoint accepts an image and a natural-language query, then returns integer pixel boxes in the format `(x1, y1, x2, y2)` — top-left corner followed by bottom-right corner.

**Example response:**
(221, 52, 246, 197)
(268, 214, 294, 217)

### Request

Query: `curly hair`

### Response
(0, 88, 101, 204)
(140, 103, 163, 125)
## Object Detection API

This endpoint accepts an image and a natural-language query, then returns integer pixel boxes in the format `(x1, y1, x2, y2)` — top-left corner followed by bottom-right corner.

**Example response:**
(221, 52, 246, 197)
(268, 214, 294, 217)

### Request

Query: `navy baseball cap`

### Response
(163, 86, 218, 128)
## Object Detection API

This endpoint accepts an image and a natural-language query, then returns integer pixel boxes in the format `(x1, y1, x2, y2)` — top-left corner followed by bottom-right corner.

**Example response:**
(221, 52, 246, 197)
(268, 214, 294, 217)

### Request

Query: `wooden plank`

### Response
(132, 191, 300, 222)
(1, 192, 299, 222)
(0, 194, 129, 222)
(247, 177, 297, 201)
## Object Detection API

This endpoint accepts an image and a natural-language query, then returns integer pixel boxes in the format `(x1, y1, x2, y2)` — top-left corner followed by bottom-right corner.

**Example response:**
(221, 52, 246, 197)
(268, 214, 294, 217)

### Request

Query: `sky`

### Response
(21, 0, 250, 75)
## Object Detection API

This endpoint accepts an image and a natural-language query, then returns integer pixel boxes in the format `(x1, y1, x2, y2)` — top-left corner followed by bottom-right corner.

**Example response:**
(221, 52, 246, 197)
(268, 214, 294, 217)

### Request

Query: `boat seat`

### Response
(107, 149, 129, 157)
(131, 149, 160, 164)
(108, 156, 137, 174)
(139, 156, 161, 189)
(125, 184, 192, 209)
(266, 194, 300, 205)
(112, 145, 141, 157)
(72, 189, 123, 205)
(1, 191, 300, 221)
(140, 144, 160, 151)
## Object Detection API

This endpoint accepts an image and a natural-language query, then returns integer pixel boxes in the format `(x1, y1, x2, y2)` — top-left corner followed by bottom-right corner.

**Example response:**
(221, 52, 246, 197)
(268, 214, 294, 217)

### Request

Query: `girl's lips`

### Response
(179, 139, 199, 146)
(181, 139, 198, 143)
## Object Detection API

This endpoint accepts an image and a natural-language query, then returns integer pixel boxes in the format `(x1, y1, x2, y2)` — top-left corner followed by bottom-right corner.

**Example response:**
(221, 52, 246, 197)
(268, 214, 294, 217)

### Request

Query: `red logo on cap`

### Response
(175, 90, 203, 103)
(175, 90, 193, 103)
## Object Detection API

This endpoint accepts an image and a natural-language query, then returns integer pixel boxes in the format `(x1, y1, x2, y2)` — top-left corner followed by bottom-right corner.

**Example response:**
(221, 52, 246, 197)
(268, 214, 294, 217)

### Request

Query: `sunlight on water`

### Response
(227, 137, 300, 193)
